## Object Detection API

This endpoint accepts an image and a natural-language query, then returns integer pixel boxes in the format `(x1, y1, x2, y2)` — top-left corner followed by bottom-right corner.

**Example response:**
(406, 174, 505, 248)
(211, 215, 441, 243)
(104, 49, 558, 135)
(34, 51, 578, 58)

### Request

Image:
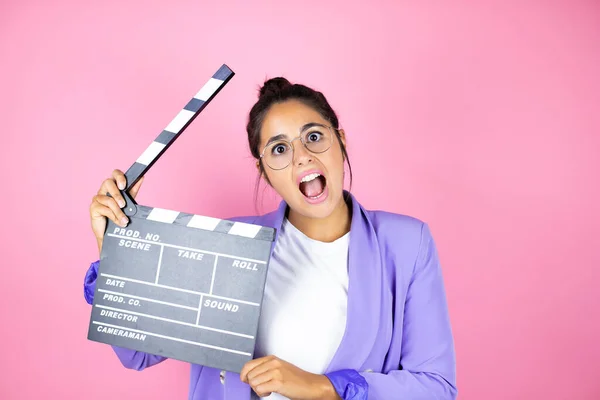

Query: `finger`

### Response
(254, 379, 282, 398)
(255, 389, 273, 398)
(240, 356, 274, 383)
(92, 195, 128, 227)
(90, 197, 117, 224)
(99, 177, 126, 209)
(248, 369, 275, 388)
(93, 194, 129, 227)
(129, 176, 144, 199)
(112, 169, 127, 191)
(246, 358, 280, 383)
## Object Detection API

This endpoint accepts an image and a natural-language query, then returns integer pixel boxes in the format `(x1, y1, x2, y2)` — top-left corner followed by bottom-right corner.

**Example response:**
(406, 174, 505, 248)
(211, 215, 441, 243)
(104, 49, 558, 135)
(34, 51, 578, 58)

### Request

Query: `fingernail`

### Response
(121, 217, 128, 226)
(119, 199, 125, 208)
(119, 181, 125, 190)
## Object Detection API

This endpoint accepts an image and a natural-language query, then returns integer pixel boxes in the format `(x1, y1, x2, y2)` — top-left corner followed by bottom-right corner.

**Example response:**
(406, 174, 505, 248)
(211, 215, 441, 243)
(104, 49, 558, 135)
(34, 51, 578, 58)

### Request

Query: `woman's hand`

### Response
(240, 355, 340, 400)
(89, 169, 144, 255)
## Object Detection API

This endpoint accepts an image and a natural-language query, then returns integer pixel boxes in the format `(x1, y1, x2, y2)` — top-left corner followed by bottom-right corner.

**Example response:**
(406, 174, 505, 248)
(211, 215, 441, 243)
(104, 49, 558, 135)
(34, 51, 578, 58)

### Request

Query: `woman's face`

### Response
(258, 99, 346, 220)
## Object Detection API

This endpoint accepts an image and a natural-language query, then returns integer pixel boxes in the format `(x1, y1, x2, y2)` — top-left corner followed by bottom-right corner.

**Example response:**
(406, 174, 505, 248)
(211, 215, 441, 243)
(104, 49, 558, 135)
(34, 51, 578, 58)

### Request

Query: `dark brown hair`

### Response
(246, 77, 353, 204)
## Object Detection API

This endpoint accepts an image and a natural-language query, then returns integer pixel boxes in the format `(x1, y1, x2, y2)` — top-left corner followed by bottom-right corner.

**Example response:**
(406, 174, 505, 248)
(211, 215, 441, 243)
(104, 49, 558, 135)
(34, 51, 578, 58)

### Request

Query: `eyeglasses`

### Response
(259, 124, 337, 170)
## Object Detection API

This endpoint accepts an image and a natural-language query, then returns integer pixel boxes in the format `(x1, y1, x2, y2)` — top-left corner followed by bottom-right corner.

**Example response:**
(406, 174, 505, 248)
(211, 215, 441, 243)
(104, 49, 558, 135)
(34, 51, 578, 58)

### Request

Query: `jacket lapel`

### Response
(324, 193, 384, 373)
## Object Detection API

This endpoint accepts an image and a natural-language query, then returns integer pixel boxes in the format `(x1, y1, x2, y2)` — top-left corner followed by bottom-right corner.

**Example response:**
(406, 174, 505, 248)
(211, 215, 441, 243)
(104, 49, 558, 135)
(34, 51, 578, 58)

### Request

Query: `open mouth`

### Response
(299, 172, 327, 200)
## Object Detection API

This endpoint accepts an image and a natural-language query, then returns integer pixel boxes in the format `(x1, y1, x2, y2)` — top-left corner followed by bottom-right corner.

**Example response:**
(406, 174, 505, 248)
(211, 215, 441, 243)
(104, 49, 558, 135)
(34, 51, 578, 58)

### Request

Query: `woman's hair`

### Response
(246, 77, 353, 206)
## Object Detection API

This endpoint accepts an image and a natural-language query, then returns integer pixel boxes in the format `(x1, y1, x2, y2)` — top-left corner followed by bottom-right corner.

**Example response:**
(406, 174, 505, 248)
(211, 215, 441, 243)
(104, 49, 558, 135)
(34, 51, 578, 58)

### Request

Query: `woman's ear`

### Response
(338, 128, 347, 148)
(256, 160, 273, 187)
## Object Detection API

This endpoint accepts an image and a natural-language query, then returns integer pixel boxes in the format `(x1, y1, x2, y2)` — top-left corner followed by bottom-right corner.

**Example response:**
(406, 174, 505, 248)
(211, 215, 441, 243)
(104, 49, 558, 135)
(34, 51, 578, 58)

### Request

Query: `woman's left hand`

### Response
(240, 355, 340, 400)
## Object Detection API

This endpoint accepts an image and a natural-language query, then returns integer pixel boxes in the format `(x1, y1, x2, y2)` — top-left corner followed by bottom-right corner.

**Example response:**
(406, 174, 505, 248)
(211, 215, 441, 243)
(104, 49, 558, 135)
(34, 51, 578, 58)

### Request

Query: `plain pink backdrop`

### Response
(1, 1, 599, 399)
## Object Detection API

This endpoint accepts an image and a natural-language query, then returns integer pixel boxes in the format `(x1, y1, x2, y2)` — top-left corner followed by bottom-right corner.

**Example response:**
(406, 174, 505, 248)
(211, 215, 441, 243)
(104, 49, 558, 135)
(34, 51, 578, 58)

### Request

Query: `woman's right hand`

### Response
(90, 169, 145, 256)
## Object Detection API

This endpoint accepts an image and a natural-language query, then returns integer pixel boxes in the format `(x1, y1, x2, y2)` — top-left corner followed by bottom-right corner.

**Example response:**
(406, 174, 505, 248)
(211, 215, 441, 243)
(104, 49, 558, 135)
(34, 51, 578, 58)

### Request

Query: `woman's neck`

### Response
(287, 195, 351, 243)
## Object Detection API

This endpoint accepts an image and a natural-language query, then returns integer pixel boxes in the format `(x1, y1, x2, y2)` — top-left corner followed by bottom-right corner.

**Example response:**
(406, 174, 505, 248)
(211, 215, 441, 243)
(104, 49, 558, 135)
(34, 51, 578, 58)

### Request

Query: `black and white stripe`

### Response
(124, 64, 235, 189)
(135, 205, 275, 242)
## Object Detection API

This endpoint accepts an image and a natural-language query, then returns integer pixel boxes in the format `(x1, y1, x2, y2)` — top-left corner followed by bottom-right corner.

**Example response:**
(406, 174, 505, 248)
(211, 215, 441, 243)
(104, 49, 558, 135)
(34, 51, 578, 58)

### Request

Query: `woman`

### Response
(84, 77, 457, 399)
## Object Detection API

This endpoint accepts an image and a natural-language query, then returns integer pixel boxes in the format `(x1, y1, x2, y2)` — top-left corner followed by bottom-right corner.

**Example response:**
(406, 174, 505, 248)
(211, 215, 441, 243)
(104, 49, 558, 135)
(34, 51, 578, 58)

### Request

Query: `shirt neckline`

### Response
(281, 217, 350, 255)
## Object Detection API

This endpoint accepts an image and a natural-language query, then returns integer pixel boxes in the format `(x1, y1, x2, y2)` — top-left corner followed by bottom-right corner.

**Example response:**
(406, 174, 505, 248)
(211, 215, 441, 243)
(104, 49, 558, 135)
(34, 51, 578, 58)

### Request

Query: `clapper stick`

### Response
(89, 64, 276, 373)
(118, 64, 235, 216)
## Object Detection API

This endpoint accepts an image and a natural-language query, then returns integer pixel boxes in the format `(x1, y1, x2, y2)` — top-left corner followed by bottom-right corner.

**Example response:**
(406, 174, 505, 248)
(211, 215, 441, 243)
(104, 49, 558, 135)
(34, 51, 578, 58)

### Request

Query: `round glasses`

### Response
(259, 124, 336, 170)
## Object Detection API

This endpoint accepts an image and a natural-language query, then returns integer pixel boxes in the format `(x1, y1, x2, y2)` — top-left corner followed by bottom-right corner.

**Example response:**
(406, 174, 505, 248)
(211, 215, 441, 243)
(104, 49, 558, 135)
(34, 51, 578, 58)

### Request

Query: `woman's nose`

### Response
(292, 140, 313, 166)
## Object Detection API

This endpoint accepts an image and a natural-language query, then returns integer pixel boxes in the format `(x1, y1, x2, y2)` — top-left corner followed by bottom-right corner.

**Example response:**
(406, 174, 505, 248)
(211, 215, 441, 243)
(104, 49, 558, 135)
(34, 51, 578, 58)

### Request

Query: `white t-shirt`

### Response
(253, 217, 350, 399)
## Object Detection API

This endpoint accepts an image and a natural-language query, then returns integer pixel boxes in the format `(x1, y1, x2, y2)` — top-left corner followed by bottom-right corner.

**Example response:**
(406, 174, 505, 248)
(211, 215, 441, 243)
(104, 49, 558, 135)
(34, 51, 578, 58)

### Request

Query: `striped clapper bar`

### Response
(87, 64, 276, 374)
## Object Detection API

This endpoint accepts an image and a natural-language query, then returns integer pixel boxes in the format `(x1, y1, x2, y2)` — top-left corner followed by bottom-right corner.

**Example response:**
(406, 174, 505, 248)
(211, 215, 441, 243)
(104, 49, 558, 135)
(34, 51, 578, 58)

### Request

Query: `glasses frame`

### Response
(259, 124, 339, 170)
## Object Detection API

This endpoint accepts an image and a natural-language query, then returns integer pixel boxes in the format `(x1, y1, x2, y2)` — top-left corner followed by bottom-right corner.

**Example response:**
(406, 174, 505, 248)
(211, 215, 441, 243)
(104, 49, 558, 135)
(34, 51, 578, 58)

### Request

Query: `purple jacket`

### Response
(83, 192, 457, 399)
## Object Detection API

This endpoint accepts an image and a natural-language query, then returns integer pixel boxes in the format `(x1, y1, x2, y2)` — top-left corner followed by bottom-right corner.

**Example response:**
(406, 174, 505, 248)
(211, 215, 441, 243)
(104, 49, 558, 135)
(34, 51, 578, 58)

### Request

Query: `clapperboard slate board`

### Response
(87, 64, 276, 373)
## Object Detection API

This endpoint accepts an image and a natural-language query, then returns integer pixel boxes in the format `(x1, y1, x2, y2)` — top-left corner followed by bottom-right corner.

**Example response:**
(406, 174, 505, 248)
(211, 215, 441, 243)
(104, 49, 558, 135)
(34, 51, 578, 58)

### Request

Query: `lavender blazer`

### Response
(83, 192, 457, 399)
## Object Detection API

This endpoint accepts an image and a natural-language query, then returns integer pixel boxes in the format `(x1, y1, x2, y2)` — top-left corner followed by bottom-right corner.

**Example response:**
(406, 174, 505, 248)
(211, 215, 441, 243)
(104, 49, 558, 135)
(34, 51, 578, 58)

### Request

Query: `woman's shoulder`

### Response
(363, 206, 440, 261)
(365, 208, 427, 238)
(364, 208, 439, 279)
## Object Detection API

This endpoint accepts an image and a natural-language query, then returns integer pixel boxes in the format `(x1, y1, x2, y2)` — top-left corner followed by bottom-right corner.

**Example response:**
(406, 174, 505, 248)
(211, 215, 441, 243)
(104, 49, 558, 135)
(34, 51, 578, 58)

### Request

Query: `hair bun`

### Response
(259, 77, 292, 98)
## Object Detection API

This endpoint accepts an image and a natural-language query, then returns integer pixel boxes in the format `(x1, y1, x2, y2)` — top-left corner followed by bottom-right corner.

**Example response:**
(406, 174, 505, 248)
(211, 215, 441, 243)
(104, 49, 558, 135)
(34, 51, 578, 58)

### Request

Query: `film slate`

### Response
(87, 64, 276, 373)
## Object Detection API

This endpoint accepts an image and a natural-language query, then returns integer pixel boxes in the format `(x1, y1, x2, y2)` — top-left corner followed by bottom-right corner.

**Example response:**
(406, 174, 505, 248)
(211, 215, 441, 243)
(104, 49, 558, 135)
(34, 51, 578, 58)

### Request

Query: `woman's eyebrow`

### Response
(300, 122, 324, 131)
(265, 133, 288, 147)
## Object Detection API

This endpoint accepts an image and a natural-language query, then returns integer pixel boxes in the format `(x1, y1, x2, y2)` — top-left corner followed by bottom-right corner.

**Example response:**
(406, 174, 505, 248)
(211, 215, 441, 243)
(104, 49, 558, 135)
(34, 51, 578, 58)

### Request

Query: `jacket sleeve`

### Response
(326, 223, 457, 400)
(84, 260, 167, 371)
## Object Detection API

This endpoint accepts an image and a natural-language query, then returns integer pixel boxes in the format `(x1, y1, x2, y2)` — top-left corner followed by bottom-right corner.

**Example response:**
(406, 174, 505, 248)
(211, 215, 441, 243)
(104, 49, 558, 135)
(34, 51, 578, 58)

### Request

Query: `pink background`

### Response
(1, 1, 599, 399)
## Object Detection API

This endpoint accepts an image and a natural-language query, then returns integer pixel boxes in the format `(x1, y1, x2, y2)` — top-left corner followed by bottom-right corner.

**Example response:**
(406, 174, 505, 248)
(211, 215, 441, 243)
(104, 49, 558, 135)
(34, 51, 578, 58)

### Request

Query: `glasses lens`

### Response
(262, 126, 334, 170)
(264, 141, 292, 170)
(302, 125, 333, 153)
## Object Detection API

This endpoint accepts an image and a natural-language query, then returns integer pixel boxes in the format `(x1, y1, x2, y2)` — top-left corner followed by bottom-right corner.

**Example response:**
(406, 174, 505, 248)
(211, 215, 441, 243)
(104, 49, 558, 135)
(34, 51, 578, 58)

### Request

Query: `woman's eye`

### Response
(271, 144, 288, 155)
(307, 132, 322, 142)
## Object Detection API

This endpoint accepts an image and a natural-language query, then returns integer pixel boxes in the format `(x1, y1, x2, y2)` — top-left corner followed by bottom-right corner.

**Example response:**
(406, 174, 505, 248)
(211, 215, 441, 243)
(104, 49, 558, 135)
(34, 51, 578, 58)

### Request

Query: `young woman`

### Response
(84, 78, 458, 399)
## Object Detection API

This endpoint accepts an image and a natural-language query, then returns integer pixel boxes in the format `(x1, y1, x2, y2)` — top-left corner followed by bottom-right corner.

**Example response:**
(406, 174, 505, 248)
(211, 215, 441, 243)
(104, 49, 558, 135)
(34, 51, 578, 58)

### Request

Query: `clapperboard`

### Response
(87, 64, 276, 373)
